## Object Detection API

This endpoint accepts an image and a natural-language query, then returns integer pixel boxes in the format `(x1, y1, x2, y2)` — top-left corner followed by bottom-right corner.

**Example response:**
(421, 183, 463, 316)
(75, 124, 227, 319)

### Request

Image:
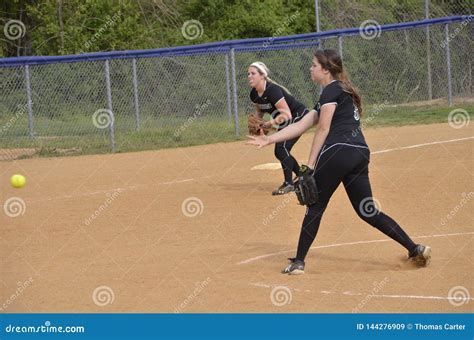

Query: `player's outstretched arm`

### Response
(246, 109, 318, 148)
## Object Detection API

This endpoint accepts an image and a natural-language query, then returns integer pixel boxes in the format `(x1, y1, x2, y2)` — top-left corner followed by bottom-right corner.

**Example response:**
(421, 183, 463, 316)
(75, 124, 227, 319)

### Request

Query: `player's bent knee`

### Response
(274, 148, 287, 161)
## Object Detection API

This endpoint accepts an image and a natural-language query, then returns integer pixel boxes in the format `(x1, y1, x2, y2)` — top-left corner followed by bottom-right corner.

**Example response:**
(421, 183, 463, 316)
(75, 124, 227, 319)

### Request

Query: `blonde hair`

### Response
(249, 61, 292, 95)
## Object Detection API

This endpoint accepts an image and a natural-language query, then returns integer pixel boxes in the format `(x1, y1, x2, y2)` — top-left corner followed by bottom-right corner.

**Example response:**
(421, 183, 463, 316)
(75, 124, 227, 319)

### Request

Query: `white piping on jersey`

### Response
(312, 143, 369, 169)
(320, 102, 338, 108)
(274, 97, 285, 105)
(278, 108, 307, 127)
(293, 115, 303, 123)
(292, 108, 309, 123)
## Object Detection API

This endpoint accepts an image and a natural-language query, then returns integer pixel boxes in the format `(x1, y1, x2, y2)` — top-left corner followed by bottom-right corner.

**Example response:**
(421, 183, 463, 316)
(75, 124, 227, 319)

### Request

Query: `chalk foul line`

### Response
(238, 231, 474, 265)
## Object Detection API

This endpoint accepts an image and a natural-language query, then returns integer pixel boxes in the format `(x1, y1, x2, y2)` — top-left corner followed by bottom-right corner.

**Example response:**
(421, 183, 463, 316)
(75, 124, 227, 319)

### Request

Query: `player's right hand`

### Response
(246, 129, 271, 149)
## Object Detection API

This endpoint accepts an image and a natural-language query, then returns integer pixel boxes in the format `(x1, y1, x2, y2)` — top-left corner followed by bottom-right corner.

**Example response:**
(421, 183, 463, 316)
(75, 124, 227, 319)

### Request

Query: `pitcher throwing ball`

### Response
(247, 49, 431, 274)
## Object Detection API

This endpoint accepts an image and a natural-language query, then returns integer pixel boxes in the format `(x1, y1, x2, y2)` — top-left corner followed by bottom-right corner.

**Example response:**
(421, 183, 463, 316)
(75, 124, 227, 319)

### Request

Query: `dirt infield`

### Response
(1, 123, 473, 313)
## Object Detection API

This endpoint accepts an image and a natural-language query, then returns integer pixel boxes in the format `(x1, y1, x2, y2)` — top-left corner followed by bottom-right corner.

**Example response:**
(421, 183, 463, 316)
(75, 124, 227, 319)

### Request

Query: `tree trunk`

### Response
(57, 0, 65, 53)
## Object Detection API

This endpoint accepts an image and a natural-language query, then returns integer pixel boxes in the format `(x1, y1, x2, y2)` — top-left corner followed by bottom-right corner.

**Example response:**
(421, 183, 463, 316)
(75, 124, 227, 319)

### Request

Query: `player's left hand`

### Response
(248, 113, 270, 136)
(246, 129, 270, 149)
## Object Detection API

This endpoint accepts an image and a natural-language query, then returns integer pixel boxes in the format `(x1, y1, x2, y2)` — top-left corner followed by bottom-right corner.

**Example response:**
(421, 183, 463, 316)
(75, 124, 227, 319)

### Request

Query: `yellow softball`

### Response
(11, 174, 26, 188)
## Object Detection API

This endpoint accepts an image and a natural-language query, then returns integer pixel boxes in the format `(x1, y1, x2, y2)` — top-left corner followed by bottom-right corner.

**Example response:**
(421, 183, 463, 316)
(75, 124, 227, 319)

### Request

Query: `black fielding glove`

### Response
(294, 165, 319, 206)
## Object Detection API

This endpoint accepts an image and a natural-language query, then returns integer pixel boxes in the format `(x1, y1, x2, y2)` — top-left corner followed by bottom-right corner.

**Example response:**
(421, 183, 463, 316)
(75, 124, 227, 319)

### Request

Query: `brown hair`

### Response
(314, 49, 362, 115)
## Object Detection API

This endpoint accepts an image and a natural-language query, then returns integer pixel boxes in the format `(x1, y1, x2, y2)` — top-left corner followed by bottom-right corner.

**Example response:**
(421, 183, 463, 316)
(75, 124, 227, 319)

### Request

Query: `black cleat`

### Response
(282, 257, 305, 275)
(408, 244, 431, 267)
(272, 183, 295, 195)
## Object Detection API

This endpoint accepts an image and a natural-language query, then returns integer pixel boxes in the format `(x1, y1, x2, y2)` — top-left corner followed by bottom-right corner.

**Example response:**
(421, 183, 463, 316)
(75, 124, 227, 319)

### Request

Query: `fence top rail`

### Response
(0, 15, 470, 67)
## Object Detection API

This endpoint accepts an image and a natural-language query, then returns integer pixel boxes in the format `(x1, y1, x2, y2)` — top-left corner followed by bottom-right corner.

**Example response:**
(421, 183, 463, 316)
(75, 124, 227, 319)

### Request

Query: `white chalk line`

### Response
(251, 136, 474, 170)
(371, 136, 474, 154)
(251, 282, 474, 302)
(237, 231, 474, 265)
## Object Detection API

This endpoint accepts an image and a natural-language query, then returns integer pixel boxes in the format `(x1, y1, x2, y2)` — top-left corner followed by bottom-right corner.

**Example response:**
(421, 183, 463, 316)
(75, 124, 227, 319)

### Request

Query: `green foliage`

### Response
(25, 0, 157, 55)
(1, 0, 468, 57)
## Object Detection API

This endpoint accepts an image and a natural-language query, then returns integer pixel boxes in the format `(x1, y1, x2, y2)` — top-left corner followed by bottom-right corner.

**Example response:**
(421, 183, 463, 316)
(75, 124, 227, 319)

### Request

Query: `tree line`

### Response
(1, 0, 468, 57)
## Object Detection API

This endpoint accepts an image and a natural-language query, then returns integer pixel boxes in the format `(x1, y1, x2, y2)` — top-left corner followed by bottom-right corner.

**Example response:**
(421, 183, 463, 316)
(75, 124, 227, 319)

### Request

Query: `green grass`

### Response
(0, 102, 472, 159)
(361, 103, 473, 127)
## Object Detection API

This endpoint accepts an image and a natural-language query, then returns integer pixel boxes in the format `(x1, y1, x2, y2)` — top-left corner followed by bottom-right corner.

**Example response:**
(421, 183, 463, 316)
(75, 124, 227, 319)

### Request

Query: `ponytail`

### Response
(336, 72, 362, 116)
(314, 49, 363, 115)
(266, 77, 292, 95)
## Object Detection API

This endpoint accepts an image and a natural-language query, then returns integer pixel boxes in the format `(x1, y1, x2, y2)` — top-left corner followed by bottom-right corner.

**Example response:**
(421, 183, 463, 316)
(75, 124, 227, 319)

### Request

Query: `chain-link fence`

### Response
(0, 16, 472, 160)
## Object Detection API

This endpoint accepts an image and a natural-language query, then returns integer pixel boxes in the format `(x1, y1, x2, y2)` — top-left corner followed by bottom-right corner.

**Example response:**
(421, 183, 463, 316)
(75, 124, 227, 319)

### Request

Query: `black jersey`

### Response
(314, 80, 367, 146)
(250, 81, 307, 120)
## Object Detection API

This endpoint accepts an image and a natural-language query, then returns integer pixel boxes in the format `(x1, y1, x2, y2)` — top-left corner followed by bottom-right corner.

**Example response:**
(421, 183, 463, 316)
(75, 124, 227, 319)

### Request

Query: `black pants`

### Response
(274, 112, 308, 184)
(274, 136, 300, 184)
(295, 143, 417, 261)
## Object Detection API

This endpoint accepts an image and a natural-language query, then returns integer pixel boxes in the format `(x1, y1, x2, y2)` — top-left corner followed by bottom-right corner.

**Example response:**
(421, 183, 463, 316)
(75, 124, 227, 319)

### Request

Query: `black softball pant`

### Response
(295, 143, 417, 261)
(274, 136, 300, 184)
(274, 113, 308, 184)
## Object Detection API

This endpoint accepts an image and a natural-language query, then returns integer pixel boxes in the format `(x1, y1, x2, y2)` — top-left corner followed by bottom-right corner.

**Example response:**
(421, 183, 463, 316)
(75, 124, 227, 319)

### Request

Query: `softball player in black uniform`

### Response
(248, 62, 309, 195)
(248, 49, 431, 274)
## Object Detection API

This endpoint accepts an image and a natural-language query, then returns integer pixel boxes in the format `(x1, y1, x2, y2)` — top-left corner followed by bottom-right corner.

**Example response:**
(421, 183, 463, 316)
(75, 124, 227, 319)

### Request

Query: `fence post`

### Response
(104, 60, 116, 152)
(444, 24, 453, 107)
(230, 48, 240, 136)
(338, 36, 343, 60)
(314, 0, 321, 33)
(24, 65, 34, 139)
(425, 0, 433, 100)
(225, 54, 233, 123)
(132, 58, 141, 130)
